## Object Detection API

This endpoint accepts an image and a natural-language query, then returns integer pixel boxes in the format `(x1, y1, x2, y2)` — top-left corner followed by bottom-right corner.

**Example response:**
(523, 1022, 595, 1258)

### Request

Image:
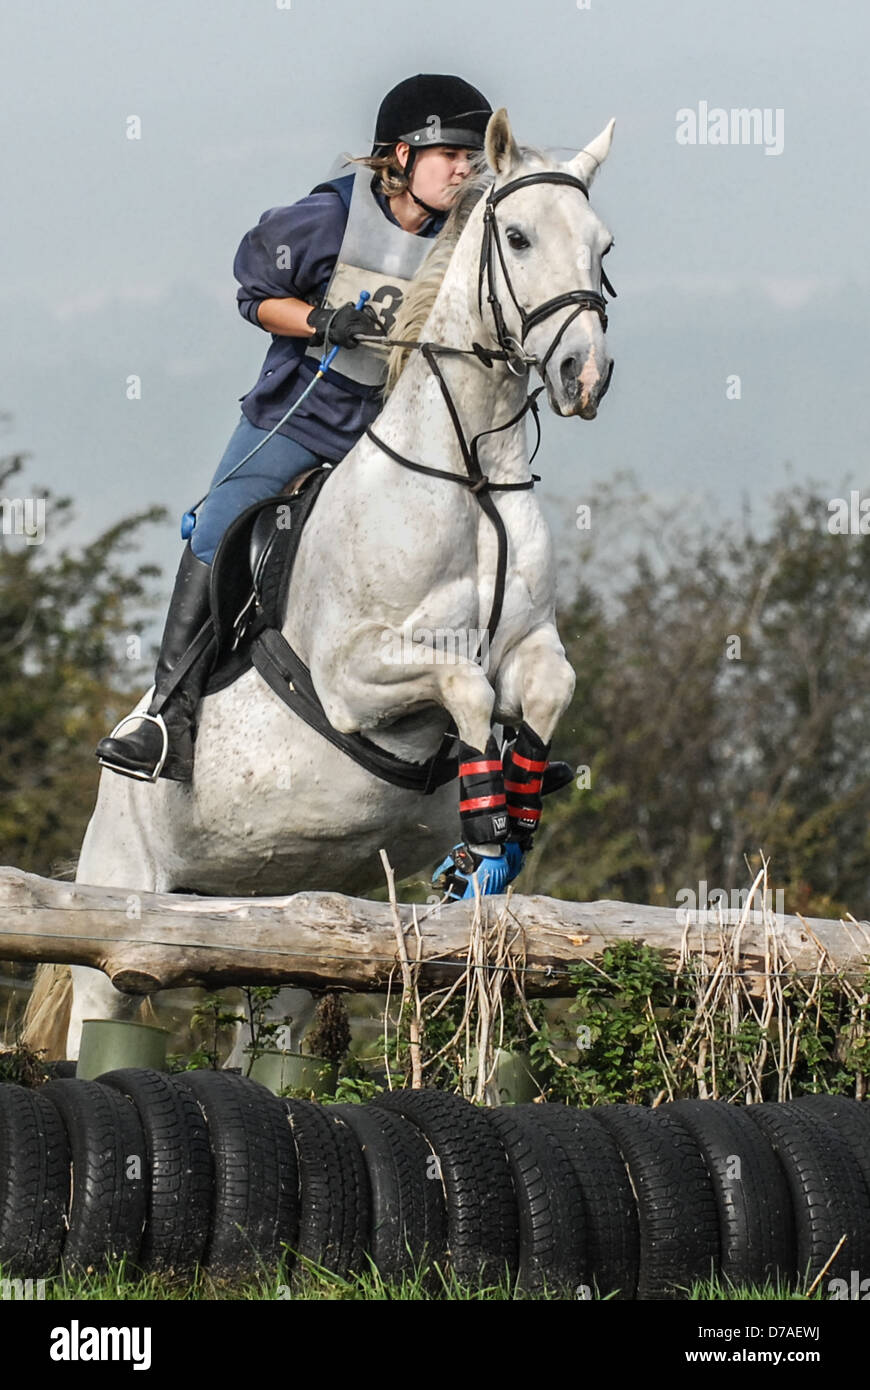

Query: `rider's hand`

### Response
(306, 302, 386, 350)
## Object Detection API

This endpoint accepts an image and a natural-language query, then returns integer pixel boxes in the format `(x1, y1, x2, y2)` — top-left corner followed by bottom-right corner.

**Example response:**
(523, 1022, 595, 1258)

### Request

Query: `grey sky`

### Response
(1, 0, 866, 598)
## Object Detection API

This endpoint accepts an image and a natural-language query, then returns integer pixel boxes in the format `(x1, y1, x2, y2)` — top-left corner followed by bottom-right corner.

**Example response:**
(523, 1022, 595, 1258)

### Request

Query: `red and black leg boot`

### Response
(502, 721, 551, 849)
(457, 733, 509, 845)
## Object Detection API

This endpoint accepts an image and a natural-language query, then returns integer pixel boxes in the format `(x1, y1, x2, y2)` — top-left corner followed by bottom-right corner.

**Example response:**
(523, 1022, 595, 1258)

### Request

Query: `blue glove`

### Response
(432, 842, 524, 902)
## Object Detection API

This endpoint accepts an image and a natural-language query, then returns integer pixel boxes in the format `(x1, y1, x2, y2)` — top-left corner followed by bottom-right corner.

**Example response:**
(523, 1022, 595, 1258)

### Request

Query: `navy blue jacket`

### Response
(233, 173, 445, 462)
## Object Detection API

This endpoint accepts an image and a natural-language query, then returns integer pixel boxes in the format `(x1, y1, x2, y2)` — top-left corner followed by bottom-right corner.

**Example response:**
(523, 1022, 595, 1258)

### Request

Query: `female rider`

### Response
(96, 73, 493, 785)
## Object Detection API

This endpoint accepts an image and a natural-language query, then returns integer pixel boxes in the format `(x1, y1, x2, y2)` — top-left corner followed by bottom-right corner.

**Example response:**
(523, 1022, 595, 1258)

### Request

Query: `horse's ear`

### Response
(485, 108, 521, 176)
(569, 118, 616, 187)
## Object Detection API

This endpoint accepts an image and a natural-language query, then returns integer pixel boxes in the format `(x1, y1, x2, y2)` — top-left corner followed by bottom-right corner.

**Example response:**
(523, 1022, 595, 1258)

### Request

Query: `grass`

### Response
(0, 1255, 833, 1302)
(685, 1274, 829, 1301)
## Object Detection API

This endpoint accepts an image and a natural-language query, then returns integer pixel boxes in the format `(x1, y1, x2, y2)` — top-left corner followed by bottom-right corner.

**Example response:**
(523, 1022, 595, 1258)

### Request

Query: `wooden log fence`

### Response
(0, 866, 868, 998)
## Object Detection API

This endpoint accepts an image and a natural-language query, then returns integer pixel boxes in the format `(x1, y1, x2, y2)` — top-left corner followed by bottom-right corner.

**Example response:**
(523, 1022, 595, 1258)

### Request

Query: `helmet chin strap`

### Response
(403, 146, 445, 219)
(408, 187, 444, 218)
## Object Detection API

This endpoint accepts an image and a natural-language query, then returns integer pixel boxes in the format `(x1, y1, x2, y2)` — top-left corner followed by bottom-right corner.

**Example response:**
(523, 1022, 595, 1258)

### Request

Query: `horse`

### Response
(22, 108, 616, 1063)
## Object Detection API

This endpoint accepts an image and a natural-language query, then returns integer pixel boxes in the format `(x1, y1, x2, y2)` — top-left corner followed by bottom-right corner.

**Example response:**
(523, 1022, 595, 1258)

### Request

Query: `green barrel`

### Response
(244, 1049, 337, 1097)
(76, 1018, 169, 1079)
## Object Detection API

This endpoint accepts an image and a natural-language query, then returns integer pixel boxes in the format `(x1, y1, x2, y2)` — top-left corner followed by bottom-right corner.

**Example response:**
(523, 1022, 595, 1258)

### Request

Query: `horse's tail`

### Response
(139, 995, 158, 1026)
(20, 962, 73, 1060)
(19, 854, 80, 1058)
(20, 962, 159, 1060)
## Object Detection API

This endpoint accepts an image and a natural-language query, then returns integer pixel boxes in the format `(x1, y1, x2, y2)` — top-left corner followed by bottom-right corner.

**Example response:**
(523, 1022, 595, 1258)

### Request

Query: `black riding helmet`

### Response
(372, 73, 492, 158)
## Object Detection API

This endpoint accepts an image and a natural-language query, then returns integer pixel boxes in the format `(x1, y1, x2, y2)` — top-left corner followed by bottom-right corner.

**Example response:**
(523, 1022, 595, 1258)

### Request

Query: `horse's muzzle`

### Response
(557, 352, 614, 419)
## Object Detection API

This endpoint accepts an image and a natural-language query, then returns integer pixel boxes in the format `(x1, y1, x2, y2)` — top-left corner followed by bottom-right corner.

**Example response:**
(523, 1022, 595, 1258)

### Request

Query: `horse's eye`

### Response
(506, 228, 530, 251)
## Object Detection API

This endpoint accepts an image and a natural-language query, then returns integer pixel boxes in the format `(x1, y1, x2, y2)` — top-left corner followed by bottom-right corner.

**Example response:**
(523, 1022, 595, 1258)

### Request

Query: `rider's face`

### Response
(398, 144, 476, 210)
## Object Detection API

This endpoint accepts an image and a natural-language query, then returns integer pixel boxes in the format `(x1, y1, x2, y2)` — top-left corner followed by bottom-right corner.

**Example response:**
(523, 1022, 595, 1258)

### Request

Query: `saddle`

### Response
(205, 465, 330, 693)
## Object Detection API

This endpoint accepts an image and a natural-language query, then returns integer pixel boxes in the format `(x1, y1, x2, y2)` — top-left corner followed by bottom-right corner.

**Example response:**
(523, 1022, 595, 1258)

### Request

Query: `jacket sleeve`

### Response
(233, 190, 346, 330)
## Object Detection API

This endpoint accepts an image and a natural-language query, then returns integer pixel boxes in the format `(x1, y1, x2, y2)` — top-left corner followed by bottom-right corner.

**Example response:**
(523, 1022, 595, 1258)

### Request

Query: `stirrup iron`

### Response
(97, 712, 169, 783)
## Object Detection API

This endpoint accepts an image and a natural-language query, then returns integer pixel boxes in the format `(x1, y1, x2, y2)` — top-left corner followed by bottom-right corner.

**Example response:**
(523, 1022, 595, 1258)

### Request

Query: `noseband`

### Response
(478, 170, 616, 375)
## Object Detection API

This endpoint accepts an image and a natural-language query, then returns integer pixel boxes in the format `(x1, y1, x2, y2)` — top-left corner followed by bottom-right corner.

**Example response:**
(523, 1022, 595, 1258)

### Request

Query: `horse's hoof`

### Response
(541, 760, 575, 796)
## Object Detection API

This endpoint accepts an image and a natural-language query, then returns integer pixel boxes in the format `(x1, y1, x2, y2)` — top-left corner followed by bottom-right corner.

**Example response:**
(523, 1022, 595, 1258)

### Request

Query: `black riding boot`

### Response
(95, 544, 216, 782)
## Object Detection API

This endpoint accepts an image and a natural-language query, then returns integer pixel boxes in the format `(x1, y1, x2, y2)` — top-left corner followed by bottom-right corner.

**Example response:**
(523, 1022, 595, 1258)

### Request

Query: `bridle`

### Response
(365, 165, 617, 662)
(478, 169, 616, 377)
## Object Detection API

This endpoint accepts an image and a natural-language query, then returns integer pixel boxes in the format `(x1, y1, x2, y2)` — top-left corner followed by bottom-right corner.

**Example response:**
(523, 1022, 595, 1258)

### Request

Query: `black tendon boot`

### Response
(502, 721, 551, 848)
(96, 544, 216, 782)
(457, 733, 509, 845)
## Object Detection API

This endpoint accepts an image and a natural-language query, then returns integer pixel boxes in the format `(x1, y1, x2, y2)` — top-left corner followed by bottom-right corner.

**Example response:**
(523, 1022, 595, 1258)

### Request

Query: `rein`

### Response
(363, 167, 617, 662)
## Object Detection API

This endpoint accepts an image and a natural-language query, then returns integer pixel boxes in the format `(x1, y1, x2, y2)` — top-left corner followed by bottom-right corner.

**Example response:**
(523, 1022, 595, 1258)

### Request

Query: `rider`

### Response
(95, 73, 493, 784)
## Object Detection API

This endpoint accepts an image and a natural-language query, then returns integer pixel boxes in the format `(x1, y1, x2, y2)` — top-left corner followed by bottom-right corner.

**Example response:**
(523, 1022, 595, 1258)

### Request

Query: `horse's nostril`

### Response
(560, 357, 578, 394)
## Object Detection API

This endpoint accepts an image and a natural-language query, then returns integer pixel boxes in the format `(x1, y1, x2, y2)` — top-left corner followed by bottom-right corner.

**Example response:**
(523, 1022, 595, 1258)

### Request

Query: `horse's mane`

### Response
(385, 144, 553, 394)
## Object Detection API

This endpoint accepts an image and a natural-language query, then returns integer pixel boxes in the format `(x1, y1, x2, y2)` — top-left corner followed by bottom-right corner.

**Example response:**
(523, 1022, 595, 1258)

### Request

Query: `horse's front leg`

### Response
(324, 637, 506, 858)
(495, 624, 576, 848)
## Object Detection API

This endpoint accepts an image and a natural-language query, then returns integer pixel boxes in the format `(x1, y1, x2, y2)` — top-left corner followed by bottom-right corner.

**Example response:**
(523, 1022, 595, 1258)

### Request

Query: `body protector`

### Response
(304, 167, 436, 389)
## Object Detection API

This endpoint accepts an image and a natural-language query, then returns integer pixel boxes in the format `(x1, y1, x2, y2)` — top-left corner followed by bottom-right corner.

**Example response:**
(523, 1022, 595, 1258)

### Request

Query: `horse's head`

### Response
(482, 109, 616, 420)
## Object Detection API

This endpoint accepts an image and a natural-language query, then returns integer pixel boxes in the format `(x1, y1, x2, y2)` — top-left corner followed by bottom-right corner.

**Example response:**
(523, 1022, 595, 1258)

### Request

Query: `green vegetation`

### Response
(168, 993, 246, 1073)
(529, 941, 870, 1106)
(0, 449, 165, 878)
(526, 477, 870, 921)
(5, 932, 867, 1106)
(0, 1256, 835, 1302)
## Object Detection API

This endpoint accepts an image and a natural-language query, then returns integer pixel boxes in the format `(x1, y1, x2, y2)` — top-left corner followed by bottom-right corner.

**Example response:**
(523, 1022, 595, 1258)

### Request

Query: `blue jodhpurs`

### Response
(188, 415, 323, 564)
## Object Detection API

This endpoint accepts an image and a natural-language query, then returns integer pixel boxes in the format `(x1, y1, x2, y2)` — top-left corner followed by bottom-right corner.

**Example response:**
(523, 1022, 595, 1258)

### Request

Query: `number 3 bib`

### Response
(305, 166, 440, 389)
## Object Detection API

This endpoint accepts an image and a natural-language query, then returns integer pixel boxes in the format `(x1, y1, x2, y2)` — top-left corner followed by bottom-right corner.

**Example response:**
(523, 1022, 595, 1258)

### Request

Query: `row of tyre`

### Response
(0, 1070, 868, 1297)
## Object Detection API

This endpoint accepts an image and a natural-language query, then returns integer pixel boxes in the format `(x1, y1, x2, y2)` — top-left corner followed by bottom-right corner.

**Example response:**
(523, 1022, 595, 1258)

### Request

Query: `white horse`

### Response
(23, 109, 616, 1062)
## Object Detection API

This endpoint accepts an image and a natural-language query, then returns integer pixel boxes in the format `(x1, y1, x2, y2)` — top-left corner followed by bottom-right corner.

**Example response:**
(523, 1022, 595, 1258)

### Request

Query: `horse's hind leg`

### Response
(65, 774, 174, 1058)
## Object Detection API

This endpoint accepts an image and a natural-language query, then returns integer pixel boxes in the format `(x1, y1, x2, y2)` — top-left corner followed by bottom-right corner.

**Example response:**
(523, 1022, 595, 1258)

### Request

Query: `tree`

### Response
(528, 481, 870, 920)
(0, 448, 167, 875)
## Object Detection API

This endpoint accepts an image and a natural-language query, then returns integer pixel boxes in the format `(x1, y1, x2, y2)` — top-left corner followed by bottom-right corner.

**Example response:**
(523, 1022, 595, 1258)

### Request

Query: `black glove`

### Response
(306, 301, 386, 349)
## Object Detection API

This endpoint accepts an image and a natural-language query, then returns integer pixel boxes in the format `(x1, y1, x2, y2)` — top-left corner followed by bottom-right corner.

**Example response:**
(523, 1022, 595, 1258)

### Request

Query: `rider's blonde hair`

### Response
(345, 147, 409, 198)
